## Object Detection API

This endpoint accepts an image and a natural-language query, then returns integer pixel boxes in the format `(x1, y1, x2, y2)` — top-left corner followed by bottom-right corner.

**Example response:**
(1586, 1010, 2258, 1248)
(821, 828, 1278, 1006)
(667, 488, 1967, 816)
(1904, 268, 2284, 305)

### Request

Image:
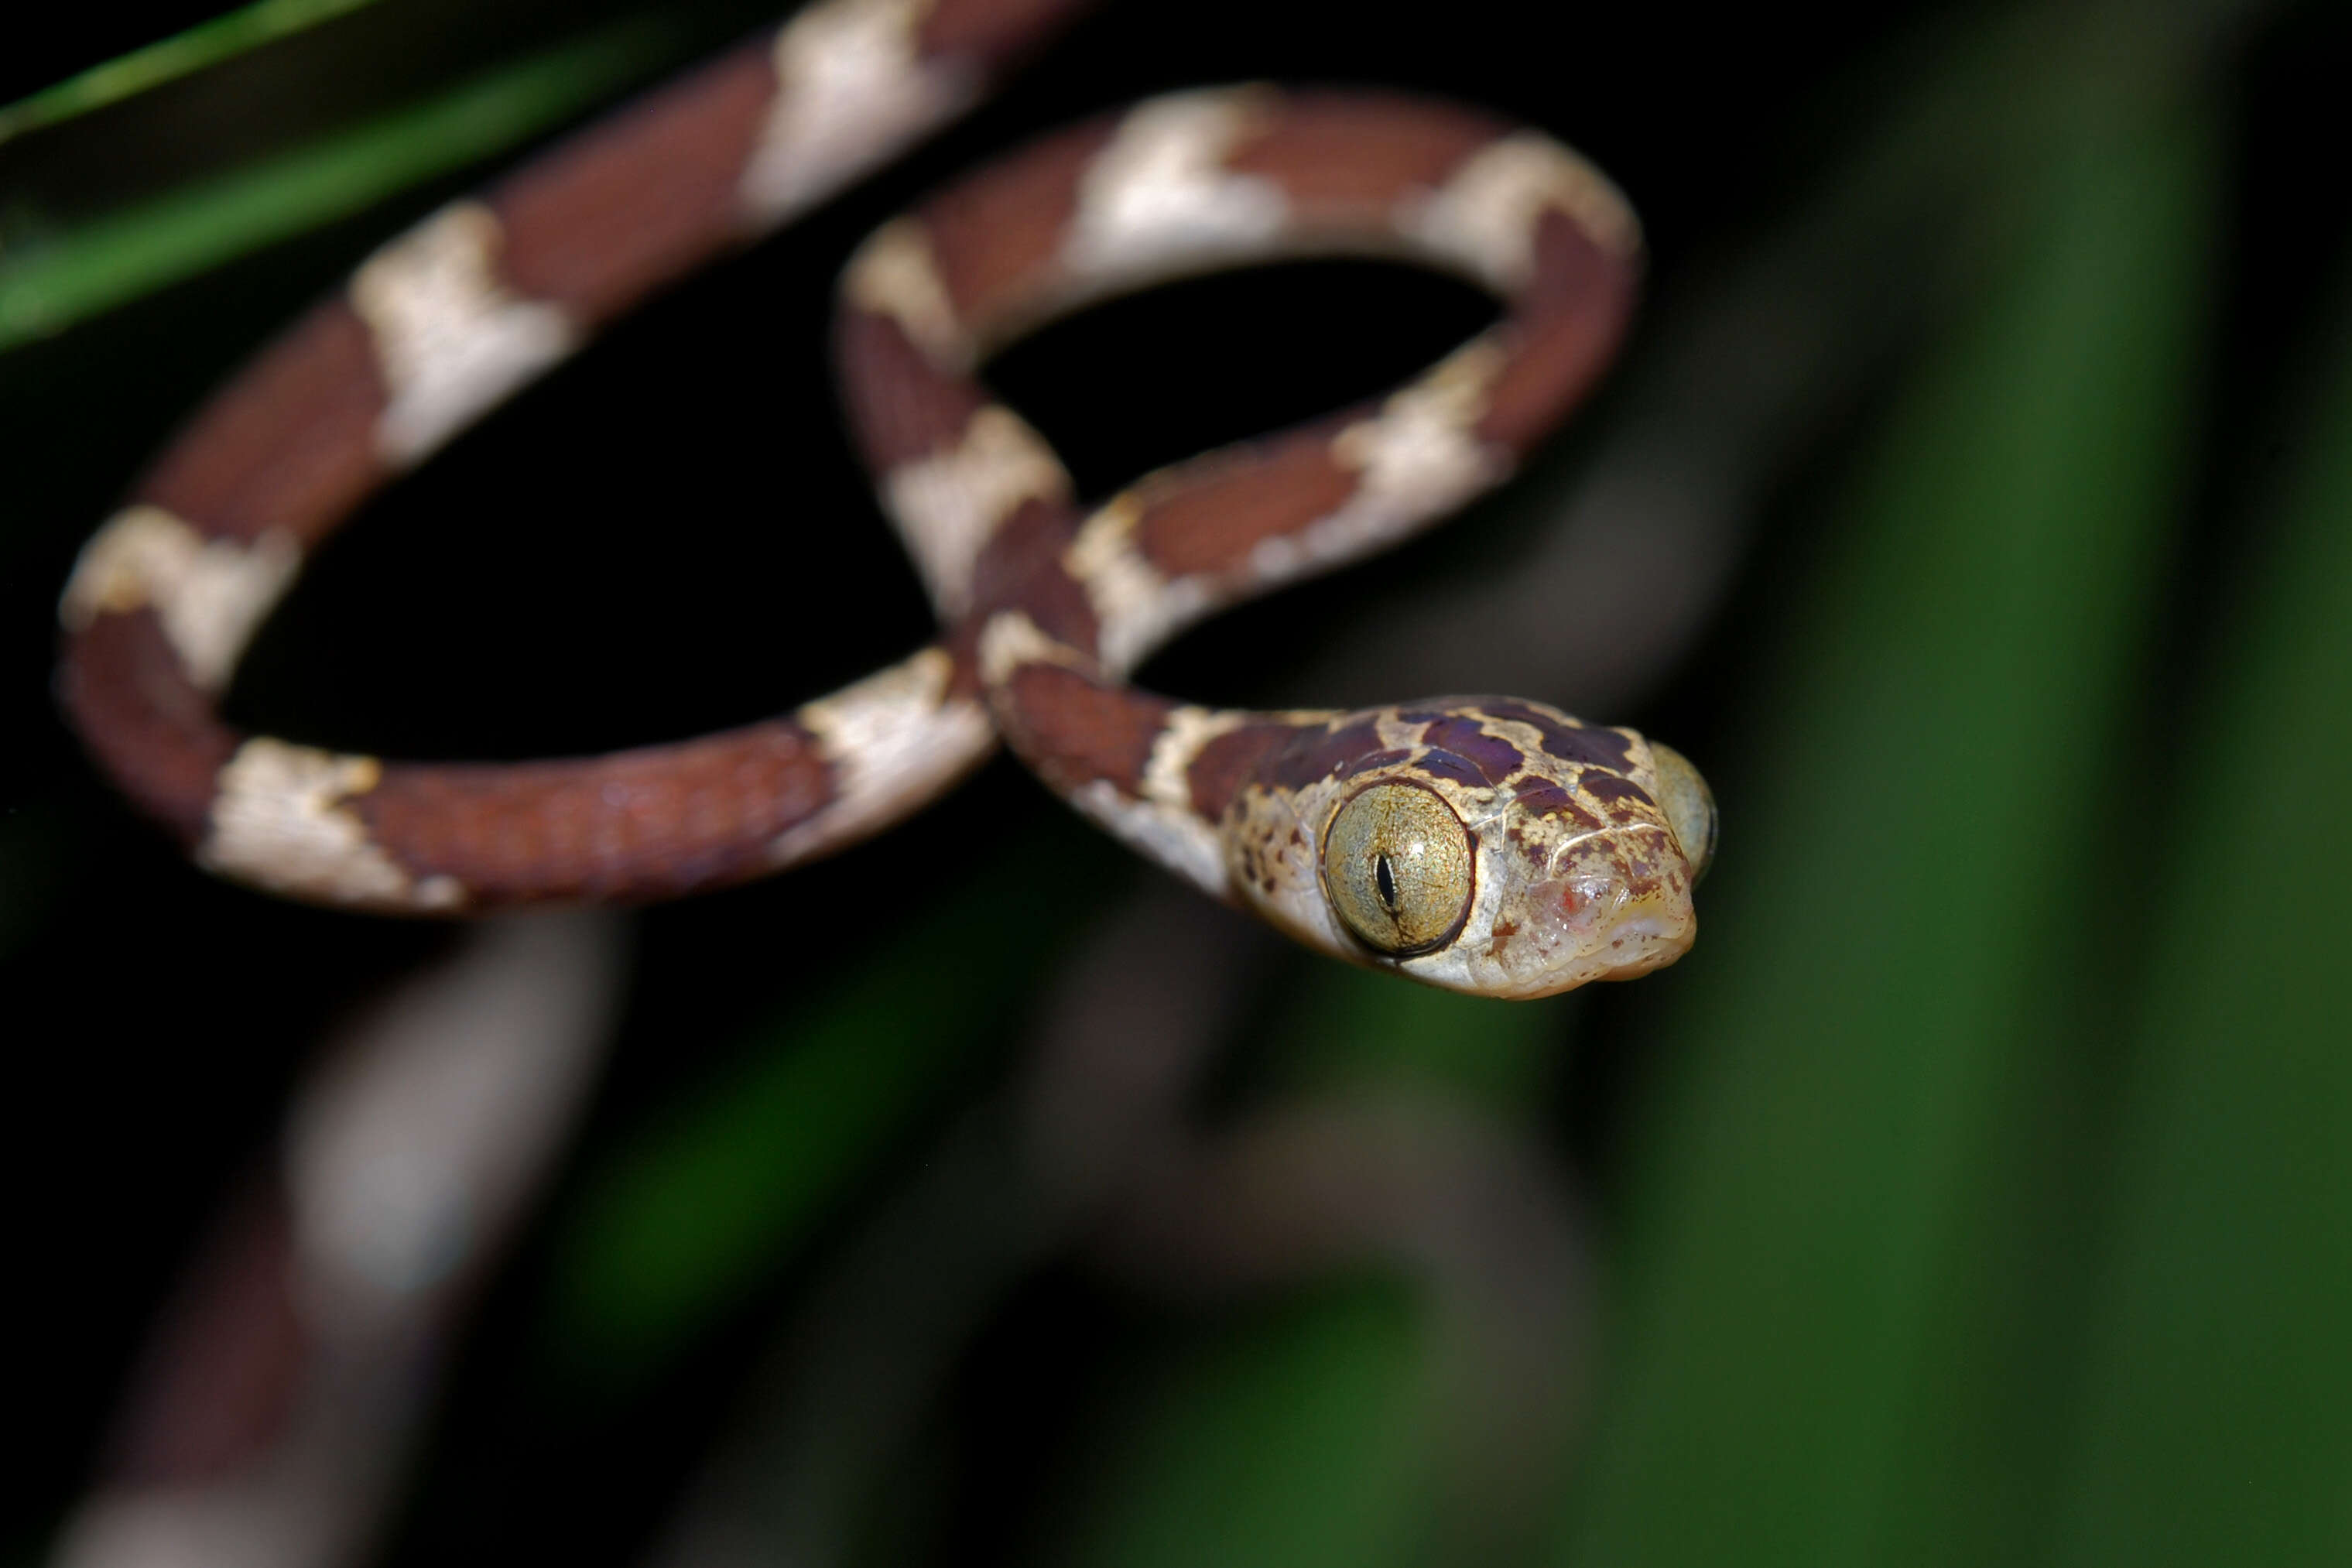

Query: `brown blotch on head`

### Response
(1601, 829, 1678, 903)
(493, 39, 779, 322)
(357, 718, 835, 904)
(1186, 721, 1296, 820)
(1412, 748, 1488, 788)
(996, 662, 1173, 796)
(919, 118, 1117, 330)
(1477, 211, 1639, 456)
(138, 300, 385, 546)
(1224, 94, 1502, 223)
(1342, 748, 1416, 778)
(1484, 700, 1635, 770)
(1580, 772, 1657, 810)
(1511, 775, 1602, 830)
(1256, 716, 1388, 792)
(1132, 426, 1360, 579)
(59, 609, 240, 844)
(1488, 916, 1519, 960)
(836, 307, 992, 474)
(1416, 716, 1525, 783)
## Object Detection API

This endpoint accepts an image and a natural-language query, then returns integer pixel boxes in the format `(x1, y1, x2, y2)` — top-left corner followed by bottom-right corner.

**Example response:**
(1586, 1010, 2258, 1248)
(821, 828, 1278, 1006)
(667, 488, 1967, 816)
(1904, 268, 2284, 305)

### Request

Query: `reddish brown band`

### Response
(995, 661, 1173, 796)
(493, 39, 782, 324)
(957, 498, 1099, 659)
(1475, 211, 1640, 452)
(919, 119, 1118, 327)
(835, 308, 996, 474)
(60, 611, 237, 845)
(1224, 94, 1502, 218)
(135, 300, 386, 548)
(1131, 423, 1360, 579)
(354, 720, 834, 903)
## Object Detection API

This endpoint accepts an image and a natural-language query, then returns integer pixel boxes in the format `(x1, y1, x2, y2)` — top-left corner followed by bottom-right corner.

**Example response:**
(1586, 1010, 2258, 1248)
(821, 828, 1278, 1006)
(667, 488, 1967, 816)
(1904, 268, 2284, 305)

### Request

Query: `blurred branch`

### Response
(49, 912, 628, 1568)
(655, 882, 1596, 1568)
(538, 830, 1114, 1399)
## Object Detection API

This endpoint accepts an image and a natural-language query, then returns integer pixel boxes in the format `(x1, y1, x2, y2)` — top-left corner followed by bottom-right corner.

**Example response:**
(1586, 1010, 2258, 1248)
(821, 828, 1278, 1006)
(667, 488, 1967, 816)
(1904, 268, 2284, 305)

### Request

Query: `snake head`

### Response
(1222, 699, 1710, 999)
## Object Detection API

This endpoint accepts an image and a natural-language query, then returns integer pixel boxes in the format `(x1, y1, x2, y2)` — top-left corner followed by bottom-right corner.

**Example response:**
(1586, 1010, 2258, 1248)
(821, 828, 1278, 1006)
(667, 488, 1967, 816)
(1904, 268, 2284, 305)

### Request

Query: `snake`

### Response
(55, 0, 1715, 999)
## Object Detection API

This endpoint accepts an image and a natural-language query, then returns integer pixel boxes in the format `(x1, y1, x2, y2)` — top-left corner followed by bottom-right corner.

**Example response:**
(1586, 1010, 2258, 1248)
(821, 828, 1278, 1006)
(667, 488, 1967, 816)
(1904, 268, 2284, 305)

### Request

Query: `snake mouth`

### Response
(1547, 894, 1693, 987)
(1579, 874, 1697, 981)
(1457, 820, 1695, 993)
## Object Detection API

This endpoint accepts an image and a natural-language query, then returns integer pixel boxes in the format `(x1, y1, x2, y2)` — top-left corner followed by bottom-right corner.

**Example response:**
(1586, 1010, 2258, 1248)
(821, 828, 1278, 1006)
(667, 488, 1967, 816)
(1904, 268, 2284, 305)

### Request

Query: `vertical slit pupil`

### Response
(1375, 851, 1398, 911)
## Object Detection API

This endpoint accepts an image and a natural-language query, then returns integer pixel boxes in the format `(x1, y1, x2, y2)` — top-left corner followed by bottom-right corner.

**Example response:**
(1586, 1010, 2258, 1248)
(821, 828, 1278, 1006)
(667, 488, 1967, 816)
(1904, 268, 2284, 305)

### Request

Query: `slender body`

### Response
(56, 0, 1711, 996)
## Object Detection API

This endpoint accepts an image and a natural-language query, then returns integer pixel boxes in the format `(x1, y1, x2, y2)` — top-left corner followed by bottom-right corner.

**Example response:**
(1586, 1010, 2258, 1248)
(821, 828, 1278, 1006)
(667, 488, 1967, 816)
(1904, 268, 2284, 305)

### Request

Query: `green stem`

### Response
(0, 16, 677, 351)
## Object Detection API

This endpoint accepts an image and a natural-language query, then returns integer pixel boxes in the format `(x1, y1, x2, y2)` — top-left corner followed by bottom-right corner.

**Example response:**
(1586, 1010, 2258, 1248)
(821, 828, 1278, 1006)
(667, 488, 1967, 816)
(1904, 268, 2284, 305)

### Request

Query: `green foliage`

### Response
(543, 849, 1080, 1393)
(0, 16, 677, 348)
(0, 0, 383, 146)
(1570, 78, 2220, 1568)
(1254, 958, 1573, 1121)
(1060, 1279, 1437, 1568)
(2051, 263, 2352, 1567)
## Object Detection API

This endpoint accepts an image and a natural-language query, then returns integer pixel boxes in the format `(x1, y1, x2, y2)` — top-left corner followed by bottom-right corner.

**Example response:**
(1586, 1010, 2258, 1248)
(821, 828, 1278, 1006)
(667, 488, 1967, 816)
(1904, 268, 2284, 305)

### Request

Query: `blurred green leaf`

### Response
(2049, 259, 2352, 1566)
(0, 15, 677, 351)
(1255, 959, 1573, 1122)
(1566, 68, 2218, 1568)
(543, 834, 1102, 1395)
(549, 957, 983, 1383)
(1061, 1278, 1437, 1568)
(0, 0, 382, 145)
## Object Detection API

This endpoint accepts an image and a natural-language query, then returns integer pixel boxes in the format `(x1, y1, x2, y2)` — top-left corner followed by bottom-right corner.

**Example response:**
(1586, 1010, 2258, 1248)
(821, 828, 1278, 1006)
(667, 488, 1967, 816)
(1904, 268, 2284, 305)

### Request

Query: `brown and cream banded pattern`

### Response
(58, 0, 1714, 998)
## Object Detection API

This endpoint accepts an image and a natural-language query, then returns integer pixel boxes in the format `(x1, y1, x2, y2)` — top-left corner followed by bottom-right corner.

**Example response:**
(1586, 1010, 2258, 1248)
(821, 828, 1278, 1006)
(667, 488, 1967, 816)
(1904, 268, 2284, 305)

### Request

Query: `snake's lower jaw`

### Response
(1542, 877, 1699, 989)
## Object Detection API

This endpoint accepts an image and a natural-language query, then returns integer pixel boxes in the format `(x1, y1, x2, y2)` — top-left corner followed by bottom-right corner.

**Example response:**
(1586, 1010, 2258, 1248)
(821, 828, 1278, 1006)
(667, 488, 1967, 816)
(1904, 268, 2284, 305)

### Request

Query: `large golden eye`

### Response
(1321, 781, 1475, 956)
(1648, 741, 1718, 882)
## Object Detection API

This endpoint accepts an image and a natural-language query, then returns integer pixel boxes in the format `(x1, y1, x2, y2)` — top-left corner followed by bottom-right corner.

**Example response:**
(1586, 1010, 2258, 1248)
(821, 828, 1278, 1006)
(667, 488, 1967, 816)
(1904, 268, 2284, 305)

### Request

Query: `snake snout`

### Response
(1500, 823, 1697, 988)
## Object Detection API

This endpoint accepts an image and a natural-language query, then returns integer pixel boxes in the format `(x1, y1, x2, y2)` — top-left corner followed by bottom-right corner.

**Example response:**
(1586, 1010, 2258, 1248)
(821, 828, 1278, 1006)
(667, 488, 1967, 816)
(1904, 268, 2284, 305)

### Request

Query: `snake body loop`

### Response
(56, 0, 1710, 998)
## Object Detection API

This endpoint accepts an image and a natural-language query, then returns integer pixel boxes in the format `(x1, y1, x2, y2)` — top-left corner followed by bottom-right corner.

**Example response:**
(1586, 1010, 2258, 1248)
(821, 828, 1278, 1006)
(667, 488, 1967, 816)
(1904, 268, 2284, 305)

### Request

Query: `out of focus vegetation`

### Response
(5, 1, 2348, 1566)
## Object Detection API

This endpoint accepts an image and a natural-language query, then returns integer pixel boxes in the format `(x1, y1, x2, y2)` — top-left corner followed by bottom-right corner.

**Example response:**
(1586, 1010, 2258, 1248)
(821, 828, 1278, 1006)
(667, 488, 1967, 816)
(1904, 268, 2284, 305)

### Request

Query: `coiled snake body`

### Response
(56, 0, 1714, 998)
